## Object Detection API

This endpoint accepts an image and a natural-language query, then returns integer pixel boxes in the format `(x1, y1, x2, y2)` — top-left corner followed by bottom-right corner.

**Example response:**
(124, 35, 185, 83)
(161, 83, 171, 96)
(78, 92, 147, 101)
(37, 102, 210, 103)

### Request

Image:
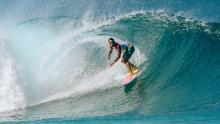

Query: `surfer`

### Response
(108, 38, 137, 75)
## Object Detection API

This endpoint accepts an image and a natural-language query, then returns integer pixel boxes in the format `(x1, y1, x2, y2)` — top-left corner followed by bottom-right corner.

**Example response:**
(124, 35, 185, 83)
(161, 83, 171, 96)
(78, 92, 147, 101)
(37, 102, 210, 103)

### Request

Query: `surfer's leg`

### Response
(122, 58, 133, 75)
(122, 45, 136, 75)
(125, 46, 137, 70)
(128, 62, 137, 70)
(126, 62, 133, 75)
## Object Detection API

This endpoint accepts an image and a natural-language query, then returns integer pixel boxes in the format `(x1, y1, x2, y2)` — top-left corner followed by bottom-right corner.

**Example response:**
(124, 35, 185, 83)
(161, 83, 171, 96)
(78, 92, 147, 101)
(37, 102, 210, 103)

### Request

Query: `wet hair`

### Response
(108, 38, 115, 44)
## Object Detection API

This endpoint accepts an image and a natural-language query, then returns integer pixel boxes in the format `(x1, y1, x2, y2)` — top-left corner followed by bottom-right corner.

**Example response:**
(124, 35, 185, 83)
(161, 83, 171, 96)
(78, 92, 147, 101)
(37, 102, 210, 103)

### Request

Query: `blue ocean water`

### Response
(0, 0, 220, 123)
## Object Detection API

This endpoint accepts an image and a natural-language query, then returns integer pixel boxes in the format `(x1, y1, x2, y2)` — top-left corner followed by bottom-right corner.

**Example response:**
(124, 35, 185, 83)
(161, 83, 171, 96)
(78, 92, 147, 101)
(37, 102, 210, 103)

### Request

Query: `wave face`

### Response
(99, 12, 220, 115)
(0, 1, 220, 123)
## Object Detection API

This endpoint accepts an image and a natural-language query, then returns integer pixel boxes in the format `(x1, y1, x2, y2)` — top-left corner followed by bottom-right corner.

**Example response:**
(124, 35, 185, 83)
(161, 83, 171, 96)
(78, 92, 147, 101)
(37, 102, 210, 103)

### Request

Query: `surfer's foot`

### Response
(129, 72, 134, 76)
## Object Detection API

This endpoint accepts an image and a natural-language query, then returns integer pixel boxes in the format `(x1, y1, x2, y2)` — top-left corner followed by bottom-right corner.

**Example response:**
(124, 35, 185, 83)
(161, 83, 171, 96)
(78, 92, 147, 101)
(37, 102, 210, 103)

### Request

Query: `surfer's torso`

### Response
(113, 42, 135, 60)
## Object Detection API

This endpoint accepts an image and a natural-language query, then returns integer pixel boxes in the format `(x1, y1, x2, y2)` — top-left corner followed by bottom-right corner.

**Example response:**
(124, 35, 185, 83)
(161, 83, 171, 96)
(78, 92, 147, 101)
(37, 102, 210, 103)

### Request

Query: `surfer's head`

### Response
(108, 38, 115, 48)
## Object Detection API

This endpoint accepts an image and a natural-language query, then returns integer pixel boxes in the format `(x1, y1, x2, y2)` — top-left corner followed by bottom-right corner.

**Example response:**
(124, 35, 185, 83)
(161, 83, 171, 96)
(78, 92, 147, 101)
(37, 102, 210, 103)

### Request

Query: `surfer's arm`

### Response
(110, 50, 121, 66)
(108, 48, 113, 60)
(114, 50, 121, 63)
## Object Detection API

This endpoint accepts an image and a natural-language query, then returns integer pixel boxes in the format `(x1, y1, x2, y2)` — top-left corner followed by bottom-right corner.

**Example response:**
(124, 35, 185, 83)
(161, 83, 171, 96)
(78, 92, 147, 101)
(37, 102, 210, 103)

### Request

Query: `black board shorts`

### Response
(122, 45, 135, 62)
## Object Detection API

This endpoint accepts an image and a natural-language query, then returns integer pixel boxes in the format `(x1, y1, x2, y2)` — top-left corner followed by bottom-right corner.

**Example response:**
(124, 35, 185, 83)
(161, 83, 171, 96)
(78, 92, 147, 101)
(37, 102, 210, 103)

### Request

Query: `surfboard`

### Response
(121, 67, 139, 86)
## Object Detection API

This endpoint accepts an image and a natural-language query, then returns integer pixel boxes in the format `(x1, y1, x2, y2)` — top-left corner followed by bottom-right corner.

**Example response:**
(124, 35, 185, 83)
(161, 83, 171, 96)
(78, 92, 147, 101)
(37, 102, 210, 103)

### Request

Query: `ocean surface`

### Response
(0, 0, 220, 123)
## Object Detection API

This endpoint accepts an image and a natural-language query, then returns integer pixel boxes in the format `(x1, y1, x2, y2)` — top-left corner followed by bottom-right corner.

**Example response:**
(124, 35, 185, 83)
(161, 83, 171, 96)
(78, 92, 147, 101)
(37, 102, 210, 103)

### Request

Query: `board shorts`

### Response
(122, 45, 135, 63)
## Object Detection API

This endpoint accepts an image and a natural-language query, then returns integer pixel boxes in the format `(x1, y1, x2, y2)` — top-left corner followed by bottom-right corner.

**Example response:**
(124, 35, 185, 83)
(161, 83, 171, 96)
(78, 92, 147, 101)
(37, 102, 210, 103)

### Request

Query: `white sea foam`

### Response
(0, 41, 26, 112)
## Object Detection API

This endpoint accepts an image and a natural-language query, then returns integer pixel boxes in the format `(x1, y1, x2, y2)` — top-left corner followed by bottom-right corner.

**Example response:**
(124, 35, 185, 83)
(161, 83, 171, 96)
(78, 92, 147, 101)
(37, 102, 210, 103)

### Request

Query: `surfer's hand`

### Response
(110, 61, 114, 66)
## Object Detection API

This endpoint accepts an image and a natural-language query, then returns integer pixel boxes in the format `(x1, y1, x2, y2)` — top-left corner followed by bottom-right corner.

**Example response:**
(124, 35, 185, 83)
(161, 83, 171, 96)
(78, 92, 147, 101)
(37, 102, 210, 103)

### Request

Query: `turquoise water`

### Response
(0, 0, 220, 123)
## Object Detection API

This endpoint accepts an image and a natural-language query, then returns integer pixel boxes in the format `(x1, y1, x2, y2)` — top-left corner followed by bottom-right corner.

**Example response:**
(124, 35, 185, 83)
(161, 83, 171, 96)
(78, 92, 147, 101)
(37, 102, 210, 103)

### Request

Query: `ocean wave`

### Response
(1, 11, 220, 121)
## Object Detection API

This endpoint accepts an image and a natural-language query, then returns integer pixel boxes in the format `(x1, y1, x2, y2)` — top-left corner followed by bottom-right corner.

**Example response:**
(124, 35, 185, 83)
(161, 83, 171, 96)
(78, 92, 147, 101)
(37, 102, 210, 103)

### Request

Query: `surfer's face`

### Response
(108, 40, 113, 48)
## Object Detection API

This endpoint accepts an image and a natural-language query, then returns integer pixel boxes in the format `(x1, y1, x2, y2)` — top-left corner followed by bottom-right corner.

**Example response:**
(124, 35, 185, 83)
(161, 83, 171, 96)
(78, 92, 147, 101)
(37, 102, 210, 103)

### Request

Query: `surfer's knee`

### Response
(121, 58, 128, 63)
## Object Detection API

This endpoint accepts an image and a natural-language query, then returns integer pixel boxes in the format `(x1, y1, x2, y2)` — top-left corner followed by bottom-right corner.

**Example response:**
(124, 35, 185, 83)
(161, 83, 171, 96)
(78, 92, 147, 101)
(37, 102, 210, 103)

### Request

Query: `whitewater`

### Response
(0, 1, 220, 123)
